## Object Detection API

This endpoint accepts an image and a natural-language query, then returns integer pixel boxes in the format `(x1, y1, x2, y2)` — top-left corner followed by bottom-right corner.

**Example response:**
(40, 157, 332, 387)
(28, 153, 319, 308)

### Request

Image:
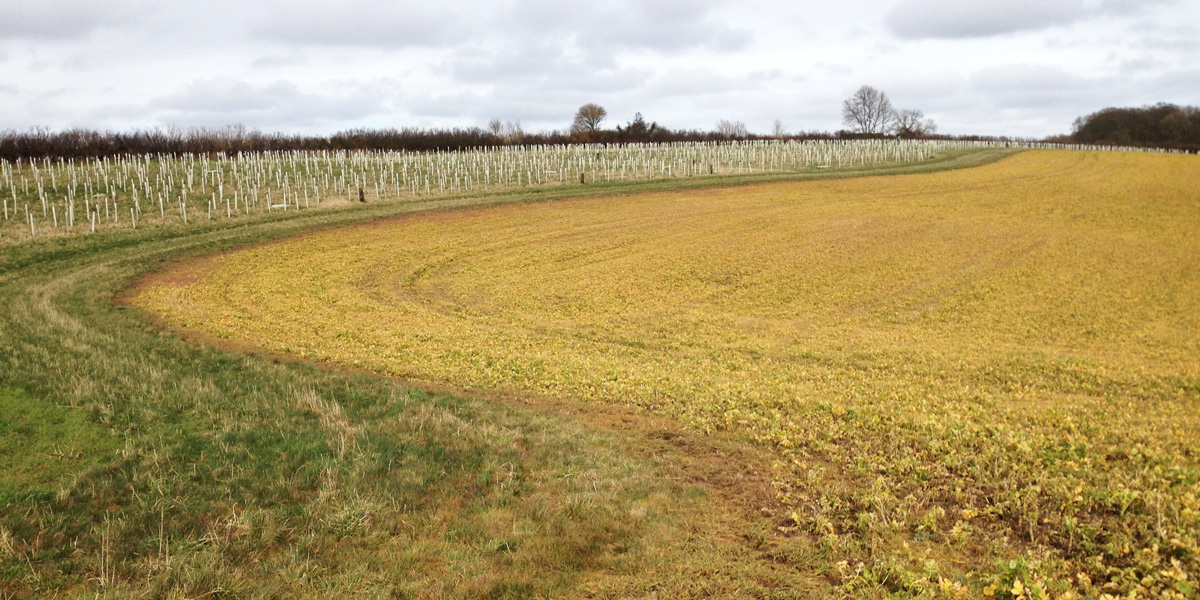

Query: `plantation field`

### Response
(0, 139, 983, 244)
(134, 150, 1200, 598)
(4, 149, 1028, 599)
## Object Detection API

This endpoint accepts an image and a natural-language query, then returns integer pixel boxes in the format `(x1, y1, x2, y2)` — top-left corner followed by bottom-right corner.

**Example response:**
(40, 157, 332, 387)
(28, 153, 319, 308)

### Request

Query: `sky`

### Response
(0, 0, 1196, 139)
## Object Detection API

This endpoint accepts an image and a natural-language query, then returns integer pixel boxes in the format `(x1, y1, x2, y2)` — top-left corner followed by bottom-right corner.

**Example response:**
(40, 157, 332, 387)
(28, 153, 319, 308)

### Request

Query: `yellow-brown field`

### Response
(134, 151, 1200, 598)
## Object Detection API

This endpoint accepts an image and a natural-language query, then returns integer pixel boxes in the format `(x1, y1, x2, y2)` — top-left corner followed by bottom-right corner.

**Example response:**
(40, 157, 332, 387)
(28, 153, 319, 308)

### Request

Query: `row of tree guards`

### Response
(0, 139, 1173, 242)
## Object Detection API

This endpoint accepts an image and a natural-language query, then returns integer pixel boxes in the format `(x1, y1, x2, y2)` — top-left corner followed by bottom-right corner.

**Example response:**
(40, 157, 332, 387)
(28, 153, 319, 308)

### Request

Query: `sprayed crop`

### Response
(134, 151, 1200, 598)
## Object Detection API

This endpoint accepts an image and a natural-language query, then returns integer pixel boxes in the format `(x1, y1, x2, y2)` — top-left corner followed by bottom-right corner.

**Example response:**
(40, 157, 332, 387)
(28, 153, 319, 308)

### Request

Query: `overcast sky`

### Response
(1, 0, 1196, 138)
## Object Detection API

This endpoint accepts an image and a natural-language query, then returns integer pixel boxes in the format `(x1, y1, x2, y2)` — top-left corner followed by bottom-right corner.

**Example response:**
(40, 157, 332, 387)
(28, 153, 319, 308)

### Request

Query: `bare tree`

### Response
(503, 121, 524, 143)
(716, 119, 748, 138)
(773, 119, 787, 138)
(842, 85, 896, 135)
(893, 109, 937, 138)
(571, 103, 608, 133)
(487, 119, 524, 143)
(487, 119, 504, 137)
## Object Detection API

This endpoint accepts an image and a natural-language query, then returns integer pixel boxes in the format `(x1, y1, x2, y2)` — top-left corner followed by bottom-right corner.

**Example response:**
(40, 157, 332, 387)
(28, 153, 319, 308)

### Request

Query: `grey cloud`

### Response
(445, 0, 746, 91)
(971, 64, 1103, 108)
(401, 87, 577, 129)
(585, 2, 749, 52)
(481, 98, 575, 127)
(548, 67, 653, 94)
(151, 78, 384, 129)
(400, 90, 488, 120)
(449, 41, 595, 84)
(503, 0, 749, 53)
(250, 1, 470, 48)
(963, 62, 1197, 136)
(1095, 0, 1173, 17)
(1128, 22, 1199, 53)
(0, 88, 73, 130)
(247, 0, 747, 53)
(883, 73, 969, 111)
(465, 58, 649, 93)
(1145, 69, 1200, 101)
(81, 102, 156, 129)
(447, 36, 652, 97)
(154, 78, 292, 112)
(250, 53, 312, 70)
(404, 59, 654, 125)
(886, 0, 1175, 39)
(642, 68, 743, 98)
(1113, 54, 1167, 74)
(0, 0, 145, 40)
(886, 0, 1089, 39)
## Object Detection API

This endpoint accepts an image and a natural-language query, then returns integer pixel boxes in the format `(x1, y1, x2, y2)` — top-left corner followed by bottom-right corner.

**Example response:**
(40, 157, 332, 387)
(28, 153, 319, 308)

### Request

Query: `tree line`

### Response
(0, 122, 848, 162)
(0, 86, 1027, 161)
(0, 126, 509, 162)
(1067, 103, 1200, 151)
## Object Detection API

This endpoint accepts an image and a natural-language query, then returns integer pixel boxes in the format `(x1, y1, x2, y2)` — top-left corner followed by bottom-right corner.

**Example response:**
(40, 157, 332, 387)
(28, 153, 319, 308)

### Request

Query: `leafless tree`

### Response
(716, 119, 748, 138)
(487, 119, 524, 143)
(893, 109, 937, 138)
(773, 119, 787, 138)
(571, 103, 607, 133)
(842, 85, 896, 135)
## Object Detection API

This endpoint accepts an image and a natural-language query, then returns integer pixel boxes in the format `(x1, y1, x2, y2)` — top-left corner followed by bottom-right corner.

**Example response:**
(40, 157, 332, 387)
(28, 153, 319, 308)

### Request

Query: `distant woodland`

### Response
(3, 103, 1196, 161)
(0, 124, 809, 162)
(1068, 104, 1200, 152)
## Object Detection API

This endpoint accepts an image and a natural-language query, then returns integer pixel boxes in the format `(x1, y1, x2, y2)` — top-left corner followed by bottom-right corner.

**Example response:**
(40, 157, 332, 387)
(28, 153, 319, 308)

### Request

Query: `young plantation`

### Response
(0, 139, 1159, 243)
(133, 151, 1200, 599)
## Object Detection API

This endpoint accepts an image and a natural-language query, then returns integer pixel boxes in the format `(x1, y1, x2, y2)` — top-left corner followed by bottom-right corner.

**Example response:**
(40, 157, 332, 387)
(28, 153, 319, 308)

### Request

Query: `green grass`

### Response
(0, 149, 1017, 598)
(0, 387, 119, 493)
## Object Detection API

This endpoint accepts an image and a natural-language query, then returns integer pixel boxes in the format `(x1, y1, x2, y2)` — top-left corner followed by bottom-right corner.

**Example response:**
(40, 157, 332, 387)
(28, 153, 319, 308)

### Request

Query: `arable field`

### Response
(2, 147, 1195, 599)
(134, 150, 1200, 598)
(2, 149, 1017, 599)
